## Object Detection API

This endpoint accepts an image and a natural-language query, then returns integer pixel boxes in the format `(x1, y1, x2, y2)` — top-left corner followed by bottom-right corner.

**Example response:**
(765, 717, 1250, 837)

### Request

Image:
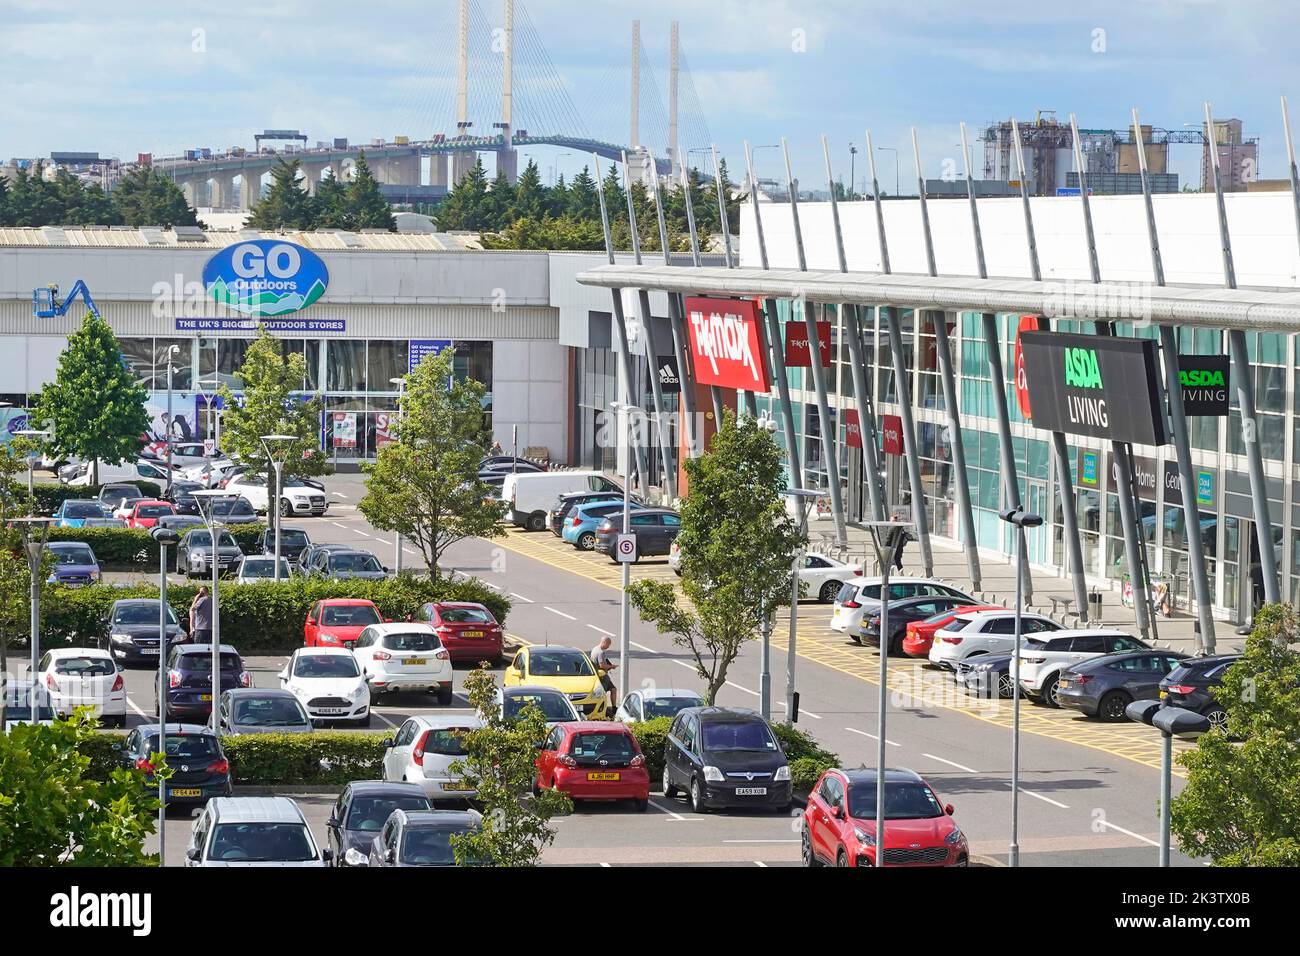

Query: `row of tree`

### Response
(0, 165, 199, 228)
(245, 153, 396, 232)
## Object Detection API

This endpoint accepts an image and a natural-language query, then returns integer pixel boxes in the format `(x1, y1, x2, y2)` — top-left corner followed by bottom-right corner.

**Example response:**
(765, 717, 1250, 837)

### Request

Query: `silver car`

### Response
(217, 689, 314, 736)
(186, 797, 329, 867)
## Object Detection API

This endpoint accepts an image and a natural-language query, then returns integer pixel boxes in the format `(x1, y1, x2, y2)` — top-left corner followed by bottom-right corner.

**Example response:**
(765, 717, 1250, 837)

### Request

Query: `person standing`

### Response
(190, 586, 213, 644)
(590, 636, 618, 712)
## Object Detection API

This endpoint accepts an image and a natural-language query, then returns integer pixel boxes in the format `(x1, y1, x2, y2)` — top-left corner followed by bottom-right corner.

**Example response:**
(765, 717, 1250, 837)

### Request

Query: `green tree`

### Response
(1170, 603, 1300, 866)
(4, 168, 64, 226)
(437, 157, 490, 230)
(246, 159, 315, 230)
(627, 412, 804, 702)
(566, 166, 599, 221)
(479, 214, 607, 251)
(600, 163, 627, 227)
(112, 165, 198, 227)
(358, 347, 505, 578)
(34, 312, 150, 486)
(450, 666, 571, 866)
(345, 152, 396, 231)
(313, 174, 351, 229)
(548, 172, 569, 218)
(0, 715, 163, 865)
(484, 168, 516, 230)
(512, 159, 546, 221)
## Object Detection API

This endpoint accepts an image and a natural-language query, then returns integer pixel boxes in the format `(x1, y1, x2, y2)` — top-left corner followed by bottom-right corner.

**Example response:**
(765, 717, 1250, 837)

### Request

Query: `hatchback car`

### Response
(499, 685, 581, 726)
(176, 527, 244, 578)
(662, 707, 791, 813)
(594, 508, 681, 562)
(309, 549, 388, 581)
(259, 527, 312, 563)
(1158, 654, 1242, 729)
(304, 598, 385, 648)
(38, 648, 126, 725)
(535, 721, 650, 811)
(97, 483, 145, 510)
(548, 490, 639, 536)
(206, 496, 260, 525)
(1057, 650, 1190, 721)
(217, 688, 313, 736)
(614, 686, 704, 723)
(563, 500, 638, 550)
(125, 499, 176, 529)
(802, 768, 968, 868)
(504, 645, 607, 718)
(351, 623, 453, 704)
(159, 643, 253, 722)
(368, 809, 483, 867)
(45, 541, 101, 588)
(51, 498, 107, 527)
(327, 781, 432, 867)
(279, 647, 371, 726)
(927, 609, 1062, 670)
(831, 577, 973, 635)
(105, 598, 188, 665)
(186, 796, 329, 867)
(382, 715, 486, 799)
(1018, 629, 1150, 706)
(858, 595, 980, 655)
(119, 723, 232, 804)
(235, 555, 295, 584)
(902, 604, 1006, 658)
(413, 601, 505, 665)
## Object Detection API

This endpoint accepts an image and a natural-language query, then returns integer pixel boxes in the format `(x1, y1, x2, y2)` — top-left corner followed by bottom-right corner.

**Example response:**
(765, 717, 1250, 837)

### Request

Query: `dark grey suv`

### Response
(176, 527, 244, 578)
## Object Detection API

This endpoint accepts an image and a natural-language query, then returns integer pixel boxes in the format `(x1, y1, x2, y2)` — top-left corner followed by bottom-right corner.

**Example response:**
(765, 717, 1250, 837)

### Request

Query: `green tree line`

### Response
(245, 153, 396, 232)
(0, 164, 198, 228)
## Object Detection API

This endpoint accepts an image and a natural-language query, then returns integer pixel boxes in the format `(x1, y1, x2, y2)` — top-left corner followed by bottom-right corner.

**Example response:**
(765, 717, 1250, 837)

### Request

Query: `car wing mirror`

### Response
(830, 804, 843, 819)
(945, 803, 955, 815)
(185, 847, 200, 862)
(381, 737, 394, 749)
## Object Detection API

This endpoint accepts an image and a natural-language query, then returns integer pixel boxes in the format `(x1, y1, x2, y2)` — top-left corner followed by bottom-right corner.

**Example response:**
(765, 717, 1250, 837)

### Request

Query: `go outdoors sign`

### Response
(1019, 332, 1168, 446)
(202, 240, 329, 317)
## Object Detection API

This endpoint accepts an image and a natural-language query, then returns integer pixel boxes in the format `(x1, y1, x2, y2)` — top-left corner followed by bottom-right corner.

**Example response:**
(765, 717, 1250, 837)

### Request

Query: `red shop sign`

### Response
(783, 320, 832, 368)
(881, 414, 903, 456)
(684, 296, 770, 391)
(1014, 315, 1039, 419)
(845, 409, 862, 449)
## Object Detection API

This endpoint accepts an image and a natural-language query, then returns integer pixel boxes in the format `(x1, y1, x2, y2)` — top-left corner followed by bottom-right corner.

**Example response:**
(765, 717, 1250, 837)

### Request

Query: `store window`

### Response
(327, 341, 367, 392)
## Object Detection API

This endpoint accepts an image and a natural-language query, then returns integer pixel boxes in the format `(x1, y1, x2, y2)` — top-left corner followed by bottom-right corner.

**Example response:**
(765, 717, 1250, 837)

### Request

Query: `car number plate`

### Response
(406, 658, 427, 666)
(316, 707, 346, 715)
(442, 780, 474, 791)
(587, 772, 620, 781)
(735, 787, 767, 796)
(169, 788, 201, 798)
(1159, 690, 1168, 698)
(198, 694, 212, 702)
(141, 647, 160, 655)
(1057, 680, 1068, 689)
(462, 631, 484, 638)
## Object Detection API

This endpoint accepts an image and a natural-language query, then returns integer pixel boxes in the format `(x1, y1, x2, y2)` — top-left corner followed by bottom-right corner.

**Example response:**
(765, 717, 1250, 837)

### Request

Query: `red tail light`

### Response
(373, 650, 391, 661)
(135, 758, 155, 774)
(435, 650, 449, 660)
(1072, 675, 1092, 686)
(843, 601, 861, 609)
(413, 732, 428, 766)
(630, 753, 645, 768)
(558, 754, 577, 768)
(941, 636, 964, 644)
(1166, 684, 1195, 695)
(111, 674, 124, 692)
(168, 670, 180, 688)
(45, 673, 58, 692)
(239, 671, 252, 688)
(207, 758, 229, 775)
(571, 516, 582, 527)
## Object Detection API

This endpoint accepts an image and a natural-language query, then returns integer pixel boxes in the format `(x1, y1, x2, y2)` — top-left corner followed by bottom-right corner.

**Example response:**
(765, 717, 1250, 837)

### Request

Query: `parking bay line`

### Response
(844, 727, 902, 747)
(648, 798, 702, 821)
(1021, 789, 1069, 809)
(544, 606, 577, 621)
(510, 593, 535, 603)
(1098, 819, 1160, 847)
(922, 753, 978, 774)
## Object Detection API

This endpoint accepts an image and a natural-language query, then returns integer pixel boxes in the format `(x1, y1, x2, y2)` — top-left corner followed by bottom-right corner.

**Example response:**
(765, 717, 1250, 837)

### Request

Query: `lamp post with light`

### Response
(1000, 506, 1043, 868)
(11, 518, 54, 685)
(150, 525, 180, 864)
(389, 376, 408, 574)
(259, 434, 298, 582)
(190, 490, 228, 730)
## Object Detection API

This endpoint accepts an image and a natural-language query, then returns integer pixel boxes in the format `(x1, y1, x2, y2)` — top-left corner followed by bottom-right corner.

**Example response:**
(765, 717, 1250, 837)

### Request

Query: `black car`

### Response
(547, 490, 638, 536)
(105, 598, 188, 665)
(207, 496, 260, 525)
(158, 643, 250, 722)
(1057, 650, 1190, 721)
(260, 526, 312, 563)
(859, 595, 979, 655)
(594, 508, 681, 562)
(118, 723, 232, 805)
(297, 542, 358, 577)
(166, 480, 205, 515)
(957, 653, 1016, 698)
(176, 527, 244, 578)
(663, 706, 791, 813)
(1159, 654, 1242, 729)
(480, 455, 544, 474)
(326, 781, 432, 867)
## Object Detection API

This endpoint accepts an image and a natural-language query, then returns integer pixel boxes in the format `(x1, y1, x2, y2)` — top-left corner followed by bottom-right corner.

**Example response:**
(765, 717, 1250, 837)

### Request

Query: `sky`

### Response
(4, 0, 1300, 190)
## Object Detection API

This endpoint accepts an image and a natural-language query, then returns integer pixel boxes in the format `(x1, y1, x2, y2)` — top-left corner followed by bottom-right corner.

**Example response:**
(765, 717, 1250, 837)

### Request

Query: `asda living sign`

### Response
(1178, 355, 1229, 416)
(1020, 332, 1168, 446)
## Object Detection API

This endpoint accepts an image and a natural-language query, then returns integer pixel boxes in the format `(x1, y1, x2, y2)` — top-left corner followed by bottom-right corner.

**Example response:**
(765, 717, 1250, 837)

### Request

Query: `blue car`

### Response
(51, 499, 108, 528)
(562, 499, 639, 551)
(46, 541, 102, 587)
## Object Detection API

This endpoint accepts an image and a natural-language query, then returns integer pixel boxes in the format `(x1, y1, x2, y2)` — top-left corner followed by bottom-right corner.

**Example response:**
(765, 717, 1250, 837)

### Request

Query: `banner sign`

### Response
(783, 320, 832, 368)
(1077, 449, 1101, 489)
(683, 296, 769, 392)
(1019, 331, 1168, 445)
(881, 414, 903, 456)
(202, 240, 329, 316)
(175, 317, 345, 333)
(1013, 315, 1038, 419)
(656, 355, 681, 394)
(374, 412, 396, 448)
(331, 412, 356, 449)
(409, 339, 453, 372)
(845, 409, 862, 449)
(1178, 355, 1229, 416)
(1107, 453, 1216, 508)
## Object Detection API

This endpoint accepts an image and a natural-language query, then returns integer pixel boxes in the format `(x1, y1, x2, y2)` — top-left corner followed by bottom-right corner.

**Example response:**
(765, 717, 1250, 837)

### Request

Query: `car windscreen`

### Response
(643, 696, 700, 719)
(700, 720, 778, 753)
(114, 603, 179, 626)
(505, 693, 573, 721)
(528, 650, 592, 677)
(137, 504, 173, 518)
(232, 697, 309, 727)
(294, 655, 360, 678)
(209, 823, 315, 863)
(212, 499, 254, 516)
(568, 731, 636, 759)
(321, 605, 381, 627)
(146, 734, 219, 760)
(346, 796, 431, 832)
(400, 827, 469, 865)
(331, 553, 382, 572)
(241, 560, 287, 577)
(52, 657, 115, 677)
(439, 607, 492, 624)
(274, 530, 309, 545)
(382, 631, 439, 651)
(54, 546, 95, 565)
(187, 531, 238, 548)
(64, 502, 104, 518)
(847, 781, 944, 820)
(181, 651, 244, 671)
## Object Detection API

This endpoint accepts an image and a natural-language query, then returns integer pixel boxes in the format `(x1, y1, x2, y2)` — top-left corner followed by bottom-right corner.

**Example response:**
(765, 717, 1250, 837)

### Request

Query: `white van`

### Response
(501, 470, 623, 531)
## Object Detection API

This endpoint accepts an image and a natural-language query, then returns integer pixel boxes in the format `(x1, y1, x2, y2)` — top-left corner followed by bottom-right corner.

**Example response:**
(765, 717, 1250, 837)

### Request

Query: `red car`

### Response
(304, 598, 385, 648)
(902, 604, 1005, 658)
(125, 499, 176, 529)
(414, 601, 505, 665)
(802, 768, 968, 868)
(534, 722, 650, 811)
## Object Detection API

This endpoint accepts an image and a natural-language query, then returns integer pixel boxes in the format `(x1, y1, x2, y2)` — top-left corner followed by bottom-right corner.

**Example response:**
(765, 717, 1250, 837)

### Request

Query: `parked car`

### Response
(795, 553, 866, 603)
(614, 686, 705, 723)
(594, 508, 682, 562)
(159, 643, 252, 722)
(82, 517, 127, 527)
(68, 459, 173, 487)
(2, 680, 55, 732)
(205, 496, 259, 525)
(278, 647, 372, 727)
(927, 609, 1062, 670)
(956, 653, 1016, 698)
(182, 458, 239, 489)
(258, 526, 311, 563)
(104, 598, 188, 665)
(155, 514, 205, 532)
(305, 548, 388, 581)
(498, 685, 581, 726)
(830, 577, 974, 635)
(504, 645, 608, 718)
(858, 595, 980, 655)
(45, 541, 101, 588)
(327, 781, 432, 867)
(1057, 650, 1191, 721)
(662, 707, 791, 813)
(224, 473, 329, 518)
(548, 490, 639, 536)
(381, 715, 485, 799)
(37, 648, 126, 726)
(165, 480, 205, 515)
(802, 767, 968, 867)
(217, 688, 313, 736)
(902, 604, 1006, 658)
(119, 723, 232, 804)
(1018, 629, 1151, 707)
(1158, 654, 1243, 729)
(186, 796, 329, 867)
(50, 499, 107, 527)
(124, 499, 176, 529)
(234, 555, 295, 583)
(163, 442, 224, 470)
(96, 483, 145, 510)
(367, 809, 482, 867)
(304, 598, 385, 648)
(412, 601, 505, 665)
(480, 455, 544, 474)
(351, 623, 453, 704)
(502, 470, 623, 531)
(176, 527, 244, 578)
(297, 542, 357, 576)
(535, 721, 650, 811)
(563, 500, 638, 551)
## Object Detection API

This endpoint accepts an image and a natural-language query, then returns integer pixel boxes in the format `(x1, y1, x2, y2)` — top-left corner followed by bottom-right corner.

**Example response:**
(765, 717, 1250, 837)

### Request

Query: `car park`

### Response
(381, 716, 485, 799)
(259, 526, 311, 563)
(186, 796, 328, 867)
(594, 508, 681, 561)
(119, 723, 232, 804)
(159, 644, 253, 722)
(351, 623, 453, 704)
(217, 688, 313, 735)
(124, 499, 176, 529)
(563, 500, 636, 550)
(234, 555, 295, 583)
(303, 599, 385, 648)
(502, 470, 623, 531)
(2, 680, 55, 732)
(105, 598, 188, 665)
(305, 548, 388, 581)
(830, 577, 974, 635)
(224, 473, 329, 517)
(505, 645, 608, 718)
(327, 781, 432, 867)
(1056, 650, 1191, 721)
(1017, 629, 1150, 707)
(499, 685, 581, 726)
(662, 707, 791, 813)
(802, 768, 967, 867)
(278, 647, 372, 726)
(1158, 654, 1242, 729)
(927, 609, 1062, 669)
(614, 686, 704, 723)
(45, 541, 101, 588)
(367, 809, 482, 867)
(534, 721, 650, 811)
(176, 527, 244, 578)
(96, 483, 145, 510)
(50, 499, 107, 527)
(858, 595, 979, 655)
(902, 604, 1006, 658)
(37, 648, 127, 725)
(412, 601, 505, 665)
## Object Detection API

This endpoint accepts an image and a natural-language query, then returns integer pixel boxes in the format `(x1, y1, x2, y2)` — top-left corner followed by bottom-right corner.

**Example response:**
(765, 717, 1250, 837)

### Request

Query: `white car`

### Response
(671, 544, 860, 604)
(183, 458, 239, 488)
(224, 473, 328, 518)
(351, 623, 454, 705)
(235, 555, 295, 584)
(278, 647, 371, 727)
(614, 686, 704, 723)
(164, 442, 224, 470)
(381, 715, 485, 799)
(37, 648, 127, 726)
(830, 577, 973, 634)
(187, 796, 328, 868)
(1017, 629, 1150, 706)
(927, 609, 1063, 670)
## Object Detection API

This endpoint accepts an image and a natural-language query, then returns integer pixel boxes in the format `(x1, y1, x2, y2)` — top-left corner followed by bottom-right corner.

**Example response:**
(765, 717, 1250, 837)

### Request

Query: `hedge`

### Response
(13, 575, 511, 654)
(35, 481, 164, 516)
(47, 523, 268, 569)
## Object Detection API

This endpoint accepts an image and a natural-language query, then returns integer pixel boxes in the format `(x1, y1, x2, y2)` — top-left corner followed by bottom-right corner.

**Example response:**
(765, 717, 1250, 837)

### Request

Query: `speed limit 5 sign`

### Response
(615, 533, 638, 563)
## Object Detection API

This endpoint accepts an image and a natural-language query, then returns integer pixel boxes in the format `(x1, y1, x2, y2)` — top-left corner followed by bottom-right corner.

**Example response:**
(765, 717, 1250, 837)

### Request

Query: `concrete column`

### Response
(329, 159, 345, 182)
(300, 163, 328, 196)
(206, 177, 223, 209)
(428, 154, 448, 188)
(236, 172, 255, 210)
(497, 148, 518, 184)
(179, 178, 197, 209)
(452, 151, 475, 184)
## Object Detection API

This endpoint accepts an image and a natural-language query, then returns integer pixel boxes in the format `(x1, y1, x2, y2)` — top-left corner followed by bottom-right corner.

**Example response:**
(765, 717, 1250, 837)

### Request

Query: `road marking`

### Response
(544, 606, 577, 621)
(588, 624, 615, 637)
(649, 798, 700, 821)
(127, 699, 148, 719)
(371, 711, 398, 729)
(753, 861, 768, 867)
(330, 521, 349, 530)
(845, 727, 901, 747)
(1098, 819, 1160, 847)
(922, 753, 978, 773)
(1021, 789, 1069, 809)
(331, 492, 347, 499)
(725, 681, 759, 698)
(599, 862, 612, 868)
(510, 593, 535, 603)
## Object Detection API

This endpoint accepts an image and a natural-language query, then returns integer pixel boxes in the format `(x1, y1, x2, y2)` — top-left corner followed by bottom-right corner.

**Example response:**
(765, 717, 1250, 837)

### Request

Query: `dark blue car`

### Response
(118, 723, 233, 805)
(159, 644, 250, 722)
(45, 541, 101, 587)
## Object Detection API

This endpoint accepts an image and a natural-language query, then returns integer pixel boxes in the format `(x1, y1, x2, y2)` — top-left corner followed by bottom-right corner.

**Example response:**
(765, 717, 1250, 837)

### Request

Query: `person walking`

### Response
(590, 636, 618, 712)
(190, 586, 214, 644)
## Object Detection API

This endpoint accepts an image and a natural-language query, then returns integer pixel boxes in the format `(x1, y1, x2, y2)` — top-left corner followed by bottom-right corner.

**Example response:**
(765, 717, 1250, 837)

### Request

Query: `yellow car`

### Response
(504, 645, 609, 718)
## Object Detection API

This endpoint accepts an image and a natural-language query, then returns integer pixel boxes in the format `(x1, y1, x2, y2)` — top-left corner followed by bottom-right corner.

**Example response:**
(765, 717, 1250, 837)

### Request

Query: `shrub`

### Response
(34, 481, 163, 516)
(626, 716, 672, 781)
(220, 732, 390, 786)
(789, 756, 830, 792)
(48, 522, 267, 569)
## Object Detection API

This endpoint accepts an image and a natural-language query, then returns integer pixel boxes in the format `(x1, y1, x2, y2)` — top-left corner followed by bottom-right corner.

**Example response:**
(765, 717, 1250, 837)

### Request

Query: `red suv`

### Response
(304, 599, 385, 648)
(802, 767, 968, 867)
(534, 722, 649, 811)
(414, 601, 505, 665)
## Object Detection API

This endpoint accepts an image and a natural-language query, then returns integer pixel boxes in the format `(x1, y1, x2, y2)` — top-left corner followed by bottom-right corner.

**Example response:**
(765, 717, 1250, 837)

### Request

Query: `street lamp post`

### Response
(1126, 700, 1211, 866)
(848, 144, 857, 198)
(389, 376, 407, 575)
(782, 483, 821, 724)
(260, 434, 299, 582)
(1000, 507, 1043, 868)
(164, 344, 180, 496)
(150, 526, 180, 865)
(190, 491, 227, 731)
(12, 518, 53, 685)
(876, 146, 899, 197)
(611, 401, 633, 705)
